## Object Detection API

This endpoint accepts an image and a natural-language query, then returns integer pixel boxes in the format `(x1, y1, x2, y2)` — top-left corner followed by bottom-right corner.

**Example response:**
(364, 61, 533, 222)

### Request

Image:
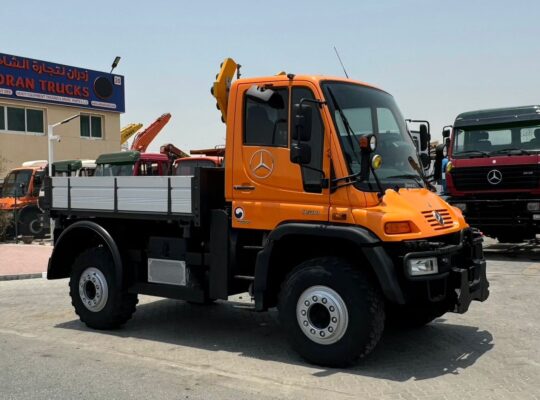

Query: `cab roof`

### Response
(53, 159, 82, 172)
(454, 105, 540, 128)
(234, 75, 386, 94)
(96, 151, 140, 165)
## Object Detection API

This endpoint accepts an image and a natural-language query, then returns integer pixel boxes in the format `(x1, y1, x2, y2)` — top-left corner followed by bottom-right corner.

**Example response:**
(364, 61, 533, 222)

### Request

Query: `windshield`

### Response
(94, 163, 135, 176)
(453, 124, 540, 157)
(322, 82, 423, 190)
(1, 169, 32, 198)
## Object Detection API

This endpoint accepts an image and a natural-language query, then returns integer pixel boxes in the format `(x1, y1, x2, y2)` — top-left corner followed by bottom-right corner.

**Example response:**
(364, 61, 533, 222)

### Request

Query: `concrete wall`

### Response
(0, 98, 120, 177)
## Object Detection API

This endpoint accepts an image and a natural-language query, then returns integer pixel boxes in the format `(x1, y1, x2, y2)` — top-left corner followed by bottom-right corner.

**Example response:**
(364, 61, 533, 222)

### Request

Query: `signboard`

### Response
(0, 53, 125, 113)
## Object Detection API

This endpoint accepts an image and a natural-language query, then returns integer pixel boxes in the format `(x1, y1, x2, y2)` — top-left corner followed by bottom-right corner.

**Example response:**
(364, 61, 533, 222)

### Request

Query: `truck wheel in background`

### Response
(278, 257, 385, 367)
(18, 209, 44, 237)
(69, 247, 138, 330)
(386, 304, 447, 329)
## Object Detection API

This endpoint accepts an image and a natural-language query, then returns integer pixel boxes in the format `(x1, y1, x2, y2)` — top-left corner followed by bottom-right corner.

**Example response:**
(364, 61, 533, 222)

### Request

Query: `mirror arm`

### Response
(298, 98, 326, 108)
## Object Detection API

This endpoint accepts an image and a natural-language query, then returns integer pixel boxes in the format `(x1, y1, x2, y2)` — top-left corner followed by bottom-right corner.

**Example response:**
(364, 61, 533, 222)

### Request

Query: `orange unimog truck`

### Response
(42, 59, 489, 367)
(0, 160, 47, 236)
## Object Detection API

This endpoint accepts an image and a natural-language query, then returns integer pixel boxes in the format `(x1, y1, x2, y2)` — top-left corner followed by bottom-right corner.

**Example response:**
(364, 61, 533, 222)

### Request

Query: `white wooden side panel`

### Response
(117, 176, 168, 213)
(171, 176, 192, 214)
(51, 176, 193, 214)
(52, 177, 68, 209)
(70, 177, 115, 210)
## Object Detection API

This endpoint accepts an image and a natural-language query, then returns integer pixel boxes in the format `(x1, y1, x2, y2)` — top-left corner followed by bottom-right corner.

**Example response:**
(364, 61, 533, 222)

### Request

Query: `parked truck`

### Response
(0, 160, 47, 236)
(43, 59, 489, 367)
(444, 105, 540, 243)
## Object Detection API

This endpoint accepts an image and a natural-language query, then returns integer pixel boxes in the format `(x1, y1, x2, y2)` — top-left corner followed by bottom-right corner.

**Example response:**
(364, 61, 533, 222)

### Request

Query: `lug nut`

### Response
(301, 310, 306, 316)
(332, 317, 337, 323)
(328, 327, 334, 333)
(303, 320, 308, 326)
(310, 329, 316, 334)
(312, 296, 318, 302)
(329, 306, 335, 312)
(320, 331, 325, 337)
(322, 298, 327, 304)
(304, 300, 310, 306)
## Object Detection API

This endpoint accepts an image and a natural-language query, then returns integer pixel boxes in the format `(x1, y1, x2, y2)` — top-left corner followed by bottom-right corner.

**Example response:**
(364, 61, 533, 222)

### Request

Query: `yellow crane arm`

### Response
(211, 58, 238, 123)
(120, 123, 143, 145)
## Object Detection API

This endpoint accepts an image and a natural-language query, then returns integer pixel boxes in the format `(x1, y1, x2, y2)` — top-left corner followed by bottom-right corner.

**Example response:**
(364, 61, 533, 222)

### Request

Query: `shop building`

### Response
(0, 52, 125, 176)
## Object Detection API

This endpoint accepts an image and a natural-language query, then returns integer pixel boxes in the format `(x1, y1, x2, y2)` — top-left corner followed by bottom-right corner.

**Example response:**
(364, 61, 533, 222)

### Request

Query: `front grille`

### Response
(450, 165, 539, 191)
(421, 209, 452, 230)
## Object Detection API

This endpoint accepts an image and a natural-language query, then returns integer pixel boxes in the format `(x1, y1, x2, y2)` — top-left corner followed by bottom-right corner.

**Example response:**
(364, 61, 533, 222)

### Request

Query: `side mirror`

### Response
(442, 127, 451, 138)
(290, 142, 312, 164)
(292, 104, 312, 142)
(419, 124, 430, 152)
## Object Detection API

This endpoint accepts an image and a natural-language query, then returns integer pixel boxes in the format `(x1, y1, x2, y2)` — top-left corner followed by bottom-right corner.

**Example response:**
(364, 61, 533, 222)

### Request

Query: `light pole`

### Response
(47, 114, 80, 176)
(47, 114, 80, 240)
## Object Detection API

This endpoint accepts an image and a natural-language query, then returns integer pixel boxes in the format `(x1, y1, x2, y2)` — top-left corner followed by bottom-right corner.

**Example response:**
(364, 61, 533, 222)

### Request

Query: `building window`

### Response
(0, 104, 44, 134)
(80, 114, 103, 139)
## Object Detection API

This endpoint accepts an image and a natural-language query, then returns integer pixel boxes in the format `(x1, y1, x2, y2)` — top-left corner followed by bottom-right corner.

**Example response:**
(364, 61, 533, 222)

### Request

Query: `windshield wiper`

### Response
(453, 150, 489, 157)
(489, 148, 531, 156)
(385, 174, 423, 188)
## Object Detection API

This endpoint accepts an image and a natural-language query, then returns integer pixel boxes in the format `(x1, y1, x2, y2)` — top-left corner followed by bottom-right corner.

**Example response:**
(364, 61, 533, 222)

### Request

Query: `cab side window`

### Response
(244, 88, 289, 147)
(292, 87, 325, 193)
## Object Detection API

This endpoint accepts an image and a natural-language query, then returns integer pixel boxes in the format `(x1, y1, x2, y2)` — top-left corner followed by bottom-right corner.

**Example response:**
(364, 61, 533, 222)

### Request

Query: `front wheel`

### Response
(278, 257, 385, 367)
(69, 247, 138, 330)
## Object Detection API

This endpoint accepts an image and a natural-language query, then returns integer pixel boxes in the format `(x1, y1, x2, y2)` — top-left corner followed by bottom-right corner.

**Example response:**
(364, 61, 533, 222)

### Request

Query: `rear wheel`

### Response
(69, 247, 138, 329)
(19, 209, 44, 237)
(278, 257, 384, 367)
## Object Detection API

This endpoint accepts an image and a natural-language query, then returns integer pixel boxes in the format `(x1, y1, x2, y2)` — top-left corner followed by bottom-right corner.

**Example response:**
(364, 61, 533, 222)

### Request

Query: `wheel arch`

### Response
(253, 222, 405, 310)
(48, 220, 123, 285)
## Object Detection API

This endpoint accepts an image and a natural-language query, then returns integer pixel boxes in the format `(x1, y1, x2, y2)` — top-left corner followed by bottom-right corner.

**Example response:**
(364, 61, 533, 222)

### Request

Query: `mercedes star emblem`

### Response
(433, 211, 445, 226)
(249, 149, 275, 179)
(487, 169, 502, 185)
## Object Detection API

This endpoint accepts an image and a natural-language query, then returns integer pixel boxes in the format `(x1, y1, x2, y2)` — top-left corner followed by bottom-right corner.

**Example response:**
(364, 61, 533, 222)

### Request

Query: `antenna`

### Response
(333, 46, 349, 78)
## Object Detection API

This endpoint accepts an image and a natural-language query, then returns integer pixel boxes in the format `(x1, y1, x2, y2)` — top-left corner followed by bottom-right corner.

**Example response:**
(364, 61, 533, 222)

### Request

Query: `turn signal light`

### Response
(385, 221, 412, 234)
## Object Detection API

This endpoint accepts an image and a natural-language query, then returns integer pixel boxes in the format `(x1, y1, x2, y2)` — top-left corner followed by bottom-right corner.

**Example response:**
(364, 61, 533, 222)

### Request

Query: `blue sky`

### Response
(1, 0, 539, 151)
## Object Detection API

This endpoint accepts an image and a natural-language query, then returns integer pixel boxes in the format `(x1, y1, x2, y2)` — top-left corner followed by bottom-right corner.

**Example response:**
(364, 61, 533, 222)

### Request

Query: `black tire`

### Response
(18, 209, 44, 237)
(278, 257, 385, 367)
(69, 247, 138, 330)
(387, 304, 447, 329)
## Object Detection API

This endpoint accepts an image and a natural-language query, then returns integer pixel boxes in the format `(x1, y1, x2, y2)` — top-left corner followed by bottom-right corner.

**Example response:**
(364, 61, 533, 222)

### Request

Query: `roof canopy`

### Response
(53, 159, 82, 172)
(455, 105, 540, 128)
(96, 151, 140, 165)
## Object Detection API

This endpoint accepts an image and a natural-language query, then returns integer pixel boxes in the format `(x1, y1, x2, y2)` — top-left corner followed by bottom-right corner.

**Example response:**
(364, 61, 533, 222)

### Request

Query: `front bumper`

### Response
(399, 229, 489, 313)
(447, 197, 540, 232)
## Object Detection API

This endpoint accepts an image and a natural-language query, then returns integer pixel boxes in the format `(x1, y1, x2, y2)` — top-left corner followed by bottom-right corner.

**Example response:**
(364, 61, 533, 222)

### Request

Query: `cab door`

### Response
(231, 81, 331, 230)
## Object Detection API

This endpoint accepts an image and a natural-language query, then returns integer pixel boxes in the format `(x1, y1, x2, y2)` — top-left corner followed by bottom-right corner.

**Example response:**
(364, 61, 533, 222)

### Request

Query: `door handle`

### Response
(233, 185, 256, 191)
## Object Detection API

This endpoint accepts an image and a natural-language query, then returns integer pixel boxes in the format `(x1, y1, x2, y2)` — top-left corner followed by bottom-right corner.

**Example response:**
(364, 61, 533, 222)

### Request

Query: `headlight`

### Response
(453, 203, 466, 212)
(407, 257, 438, 276)
(446, 162, 453, 173)
(527, 202, 540, 211)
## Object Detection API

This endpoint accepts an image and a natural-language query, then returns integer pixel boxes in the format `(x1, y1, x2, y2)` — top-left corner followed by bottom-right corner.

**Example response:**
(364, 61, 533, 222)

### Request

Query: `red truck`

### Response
(444, 105, 540, 243)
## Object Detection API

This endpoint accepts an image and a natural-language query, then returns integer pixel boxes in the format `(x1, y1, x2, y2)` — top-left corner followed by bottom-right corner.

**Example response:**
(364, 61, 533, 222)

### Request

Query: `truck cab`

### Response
(44, 62, 489, 367)
(94, 151, 170, 176)
(0, 160, 47, 236)
(444, 105, 540, 242)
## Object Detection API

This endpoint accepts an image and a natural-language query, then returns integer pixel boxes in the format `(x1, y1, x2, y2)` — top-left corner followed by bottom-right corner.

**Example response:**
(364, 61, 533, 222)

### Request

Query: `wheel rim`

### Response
(79, 267, 108, 312)
(296, 285, 349, 345)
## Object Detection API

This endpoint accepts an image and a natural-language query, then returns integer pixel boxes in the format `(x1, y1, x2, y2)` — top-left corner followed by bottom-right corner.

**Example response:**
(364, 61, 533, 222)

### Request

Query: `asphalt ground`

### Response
(0, 241, 538, 399)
